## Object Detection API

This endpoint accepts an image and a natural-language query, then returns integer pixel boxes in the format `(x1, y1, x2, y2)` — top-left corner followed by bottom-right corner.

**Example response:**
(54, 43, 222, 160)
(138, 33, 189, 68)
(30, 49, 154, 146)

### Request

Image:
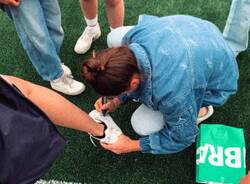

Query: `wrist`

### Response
(130, 139, 141, 152)
(91, 123, 105, 137)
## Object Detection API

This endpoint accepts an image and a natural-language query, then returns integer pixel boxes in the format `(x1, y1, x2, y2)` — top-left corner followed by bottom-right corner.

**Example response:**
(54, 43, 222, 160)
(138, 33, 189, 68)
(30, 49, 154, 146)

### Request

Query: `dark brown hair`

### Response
(81, 46, 139, 96)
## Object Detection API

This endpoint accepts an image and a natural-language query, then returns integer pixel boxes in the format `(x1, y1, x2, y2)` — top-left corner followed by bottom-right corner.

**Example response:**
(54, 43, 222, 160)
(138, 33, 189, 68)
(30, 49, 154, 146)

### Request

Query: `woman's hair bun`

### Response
(81, 58, 101, 83)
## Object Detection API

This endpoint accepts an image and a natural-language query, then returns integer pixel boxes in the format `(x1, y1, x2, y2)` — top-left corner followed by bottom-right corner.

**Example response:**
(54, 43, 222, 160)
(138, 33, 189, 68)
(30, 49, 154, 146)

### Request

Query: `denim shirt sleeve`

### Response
(139, 94, 199, 154)
(118, 94, 131, 104)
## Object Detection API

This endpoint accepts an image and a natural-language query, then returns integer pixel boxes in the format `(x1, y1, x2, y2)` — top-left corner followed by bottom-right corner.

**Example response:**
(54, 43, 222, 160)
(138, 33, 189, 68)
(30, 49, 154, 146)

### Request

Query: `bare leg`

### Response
(74, 0, 101, 54)
(80, 0, 98, 19)
(1, 75, 104, 137)
(106, 0, 124, 29)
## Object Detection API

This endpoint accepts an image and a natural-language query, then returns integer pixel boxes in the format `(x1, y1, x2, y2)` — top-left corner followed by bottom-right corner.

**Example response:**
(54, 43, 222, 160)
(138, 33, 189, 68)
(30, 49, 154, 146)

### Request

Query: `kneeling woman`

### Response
(81, 15, 239, 154)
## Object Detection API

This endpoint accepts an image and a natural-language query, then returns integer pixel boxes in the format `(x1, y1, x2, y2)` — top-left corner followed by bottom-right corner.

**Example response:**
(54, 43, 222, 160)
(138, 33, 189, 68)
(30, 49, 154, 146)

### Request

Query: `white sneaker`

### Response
(74, 24, 101, 54)
(89, 110, 122, 144)
(61, 63, 71, 75)
(50, 71, 85, 96)
(197, 106, 214, 125)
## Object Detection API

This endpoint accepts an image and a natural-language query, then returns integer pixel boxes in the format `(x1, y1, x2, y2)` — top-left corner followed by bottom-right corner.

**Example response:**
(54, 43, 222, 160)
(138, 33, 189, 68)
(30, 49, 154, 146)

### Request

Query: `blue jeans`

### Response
(223, 0, 250, 55)
(2, 0, 63, 81)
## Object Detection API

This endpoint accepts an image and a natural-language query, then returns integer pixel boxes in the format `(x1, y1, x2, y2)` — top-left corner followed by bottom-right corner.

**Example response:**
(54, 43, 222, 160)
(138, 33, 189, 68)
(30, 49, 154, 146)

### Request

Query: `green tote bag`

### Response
(196, 124, 246, 184)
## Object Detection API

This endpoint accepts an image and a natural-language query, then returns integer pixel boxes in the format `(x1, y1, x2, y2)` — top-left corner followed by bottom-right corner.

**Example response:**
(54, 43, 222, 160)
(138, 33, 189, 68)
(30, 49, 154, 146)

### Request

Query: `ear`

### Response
(129, 74, 140, 91)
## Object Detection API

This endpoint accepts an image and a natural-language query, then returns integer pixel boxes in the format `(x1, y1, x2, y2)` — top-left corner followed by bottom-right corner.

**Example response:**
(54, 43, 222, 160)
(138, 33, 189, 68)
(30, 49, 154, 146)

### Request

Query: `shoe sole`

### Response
(51, 84, 86, 96)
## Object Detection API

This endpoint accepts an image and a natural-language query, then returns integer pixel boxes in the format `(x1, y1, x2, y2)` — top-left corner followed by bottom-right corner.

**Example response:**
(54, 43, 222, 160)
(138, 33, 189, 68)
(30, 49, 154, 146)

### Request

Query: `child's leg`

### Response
(106, 0, 124, 30)
(223, 0, 250, 55)
(80, 0, 98, 20)
(74, 0, 101, 54)
(3, 0, 63, 81)
(40, 0, 64, 54)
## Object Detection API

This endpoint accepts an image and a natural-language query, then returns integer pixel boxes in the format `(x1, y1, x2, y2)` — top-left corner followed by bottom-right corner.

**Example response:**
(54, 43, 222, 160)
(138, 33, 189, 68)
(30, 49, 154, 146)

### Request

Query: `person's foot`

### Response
(197, 106, 214, 124)
(89, 110, 122, 144)
(50, 65, 85, 95)
(74, 24, 101, 54)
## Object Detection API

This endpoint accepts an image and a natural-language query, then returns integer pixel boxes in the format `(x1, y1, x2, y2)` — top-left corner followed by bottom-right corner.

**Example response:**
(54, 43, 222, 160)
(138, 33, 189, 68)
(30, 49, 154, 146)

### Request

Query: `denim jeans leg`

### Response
(4, 0, 63, 81)
(131, 104, 165, 136)
(39, 0, 64, 54)
(223, 0, 250, 54)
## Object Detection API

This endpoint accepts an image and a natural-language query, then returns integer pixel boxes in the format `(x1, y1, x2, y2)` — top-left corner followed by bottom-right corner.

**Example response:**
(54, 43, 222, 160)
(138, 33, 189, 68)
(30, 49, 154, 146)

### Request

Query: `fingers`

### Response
(94, 98, 102, 112)
(94, 97, 115, 113)
(100, 142, 113, 151)
(101, 103, 109, 111)
(100, 142, 115, 150)
(100, 142, 120, 154)
(100, 142, 109, 149)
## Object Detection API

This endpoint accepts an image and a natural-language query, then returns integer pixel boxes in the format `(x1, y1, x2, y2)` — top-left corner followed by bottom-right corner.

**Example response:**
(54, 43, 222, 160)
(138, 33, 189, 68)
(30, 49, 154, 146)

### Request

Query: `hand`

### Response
(100, 134, 141, 154)
(240, 171, 250, 184)
(0, 0, 20, 6)
(94, 97, 121, 113)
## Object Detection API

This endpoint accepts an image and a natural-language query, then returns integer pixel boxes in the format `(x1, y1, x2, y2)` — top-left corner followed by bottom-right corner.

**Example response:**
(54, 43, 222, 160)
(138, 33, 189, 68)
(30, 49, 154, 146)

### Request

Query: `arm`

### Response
(101, 98, 199, 154)
(100, 105, 199, 154)
(0, 0, 20, 6)
(1, 75, 104, 136)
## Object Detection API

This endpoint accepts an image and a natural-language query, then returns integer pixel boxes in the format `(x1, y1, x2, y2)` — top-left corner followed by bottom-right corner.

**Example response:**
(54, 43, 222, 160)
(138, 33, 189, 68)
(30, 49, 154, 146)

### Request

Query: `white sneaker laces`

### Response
(89, 128, 119, 147)
(89, 134, 99, 147)
(60, 73, 74, 88)
(80, 27, 96, 42)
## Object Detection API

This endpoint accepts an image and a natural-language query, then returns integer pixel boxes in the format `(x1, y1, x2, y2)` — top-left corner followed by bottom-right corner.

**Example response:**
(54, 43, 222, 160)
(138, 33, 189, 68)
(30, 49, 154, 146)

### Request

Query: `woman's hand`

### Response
(0, 0, 20, 7)
(100, 134, 141, 154)
(94, 97, 121, 113)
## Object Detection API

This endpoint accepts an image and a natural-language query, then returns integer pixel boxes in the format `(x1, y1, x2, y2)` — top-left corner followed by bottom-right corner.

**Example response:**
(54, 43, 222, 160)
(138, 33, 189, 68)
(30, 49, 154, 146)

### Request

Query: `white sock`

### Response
(85, 16, 98, 29)
(110, 26, 115, 32)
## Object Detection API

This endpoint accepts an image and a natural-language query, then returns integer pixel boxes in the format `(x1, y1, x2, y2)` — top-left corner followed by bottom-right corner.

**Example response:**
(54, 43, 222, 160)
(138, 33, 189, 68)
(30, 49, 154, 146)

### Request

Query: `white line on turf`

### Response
(36, 180, 82, 184)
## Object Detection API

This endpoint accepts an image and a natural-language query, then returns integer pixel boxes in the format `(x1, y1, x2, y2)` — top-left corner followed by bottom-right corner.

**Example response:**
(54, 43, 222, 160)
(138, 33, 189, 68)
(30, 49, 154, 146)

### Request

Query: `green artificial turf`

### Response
(0, 0, 249, 183)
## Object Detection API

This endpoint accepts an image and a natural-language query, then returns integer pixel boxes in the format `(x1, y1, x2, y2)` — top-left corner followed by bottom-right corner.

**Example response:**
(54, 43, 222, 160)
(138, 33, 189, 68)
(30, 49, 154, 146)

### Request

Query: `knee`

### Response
(106, 0, 123, 7)
(130, 105, 165, 136)
(107, 26, 134, 48)
(131, 111, 146, 136)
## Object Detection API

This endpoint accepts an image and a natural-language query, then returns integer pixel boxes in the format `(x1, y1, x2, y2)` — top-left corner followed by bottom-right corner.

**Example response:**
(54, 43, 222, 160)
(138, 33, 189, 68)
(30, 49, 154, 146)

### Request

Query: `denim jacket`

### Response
(121, 15, 239, 154)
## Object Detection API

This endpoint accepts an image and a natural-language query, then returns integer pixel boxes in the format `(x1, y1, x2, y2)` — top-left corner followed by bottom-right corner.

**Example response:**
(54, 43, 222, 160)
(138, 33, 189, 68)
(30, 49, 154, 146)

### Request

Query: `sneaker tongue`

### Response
(94, 122, 107, 139)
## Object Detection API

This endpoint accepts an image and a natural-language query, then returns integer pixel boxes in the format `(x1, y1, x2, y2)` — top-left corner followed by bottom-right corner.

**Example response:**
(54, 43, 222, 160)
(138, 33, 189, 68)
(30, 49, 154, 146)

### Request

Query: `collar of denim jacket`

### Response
(126, 43, 153, 107)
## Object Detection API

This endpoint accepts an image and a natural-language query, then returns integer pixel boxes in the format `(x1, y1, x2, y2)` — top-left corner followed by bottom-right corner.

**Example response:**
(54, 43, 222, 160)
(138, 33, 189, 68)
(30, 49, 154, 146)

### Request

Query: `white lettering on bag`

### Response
(224, 148, 241, 168)
(196, 144, 245, 169)
(208, 145, 224, 166)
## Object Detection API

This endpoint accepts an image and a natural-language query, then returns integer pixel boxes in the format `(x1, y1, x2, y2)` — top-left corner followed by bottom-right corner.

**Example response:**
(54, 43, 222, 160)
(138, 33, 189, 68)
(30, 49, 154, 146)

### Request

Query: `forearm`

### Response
(3, 75, 103, 135)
